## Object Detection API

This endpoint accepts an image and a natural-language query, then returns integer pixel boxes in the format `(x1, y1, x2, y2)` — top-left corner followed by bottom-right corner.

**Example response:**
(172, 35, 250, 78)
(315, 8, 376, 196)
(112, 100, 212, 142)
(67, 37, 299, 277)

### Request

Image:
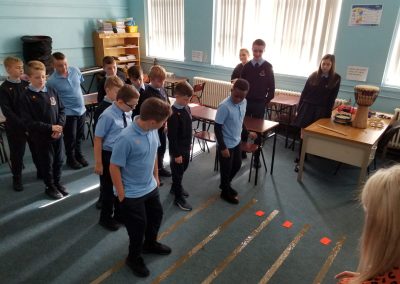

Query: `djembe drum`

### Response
(352, 85, 379, 129)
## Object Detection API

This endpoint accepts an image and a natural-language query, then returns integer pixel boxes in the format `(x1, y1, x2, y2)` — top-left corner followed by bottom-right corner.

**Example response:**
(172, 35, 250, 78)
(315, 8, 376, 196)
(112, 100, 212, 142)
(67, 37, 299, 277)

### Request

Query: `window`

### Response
(146, 0, 184, 61)
(212, 0, 342, 77)
(383, 11, 400, 88)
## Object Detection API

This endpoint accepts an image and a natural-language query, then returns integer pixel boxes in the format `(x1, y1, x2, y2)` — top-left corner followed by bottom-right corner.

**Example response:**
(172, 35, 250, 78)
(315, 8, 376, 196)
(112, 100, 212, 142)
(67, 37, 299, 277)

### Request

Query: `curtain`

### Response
(212, 0, 342, 77)
(147, 0, 184, 61)
(384, 13, 400, 87)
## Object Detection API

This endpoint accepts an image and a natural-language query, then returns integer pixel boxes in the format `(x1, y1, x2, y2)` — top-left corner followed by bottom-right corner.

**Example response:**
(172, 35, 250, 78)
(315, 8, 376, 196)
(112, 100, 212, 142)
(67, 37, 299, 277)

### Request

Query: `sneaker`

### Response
(158, 168, 172, 177)
(67, 159, 82, 170)
(55, 183, 69, 196)
(76, 156, 89, 167)
(169, 187, 189, 198)
(142, 241, 171, 255)
(175, 197, 192, 211)
(12, 176, 24, 192)
(126, 257, 150, 278)
(45, 185, 63, 199)
(229, 187, 238, 197)
(99, 218, 120, 231)
(220, 191, 239, 204)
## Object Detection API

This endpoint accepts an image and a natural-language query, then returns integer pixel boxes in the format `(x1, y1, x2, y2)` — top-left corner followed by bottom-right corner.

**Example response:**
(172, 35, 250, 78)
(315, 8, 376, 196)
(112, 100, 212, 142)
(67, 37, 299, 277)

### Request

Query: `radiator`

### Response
(193, 77, 232, 108)
(388, 108, 400, 149)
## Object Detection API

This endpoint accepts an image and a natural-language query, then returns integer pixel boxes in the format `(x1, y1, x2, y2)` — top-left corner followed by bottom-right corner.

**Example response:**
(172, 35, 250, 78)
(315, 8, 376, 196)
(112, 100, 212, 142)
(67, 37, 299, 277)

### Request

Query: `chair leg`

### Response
(249, 152, 253, 183)
(260, 149, 267, 173)
(190, 136, 195, 161)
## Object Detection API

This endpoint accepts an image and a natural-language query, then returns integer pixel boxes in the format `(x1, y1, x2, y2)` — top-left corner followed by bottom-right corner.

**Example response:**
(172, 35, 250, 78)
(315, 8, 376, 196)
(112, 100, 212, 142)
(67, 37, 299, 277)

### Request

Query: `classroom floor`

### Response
(0, 132, 398, 284)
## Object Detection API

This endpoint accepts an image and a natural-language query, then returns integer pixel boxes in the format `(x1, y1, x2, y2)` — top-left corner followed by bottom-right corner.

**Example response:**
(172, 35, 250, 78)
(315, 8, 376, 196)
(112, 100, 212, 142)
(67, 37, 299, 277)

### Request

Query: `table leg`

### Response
(297, 134, 307, 181)
(358, 150, 371, 187)
(270, 132, 277, 174)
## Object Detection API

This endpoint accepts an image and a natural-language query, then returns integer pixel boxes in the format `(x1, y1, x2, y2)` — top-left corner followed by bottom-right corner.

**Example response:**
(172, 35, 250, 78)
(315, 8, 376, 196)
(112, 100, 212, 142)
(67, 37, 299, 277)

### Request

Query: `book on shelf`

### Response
(113, 54, 136, 61)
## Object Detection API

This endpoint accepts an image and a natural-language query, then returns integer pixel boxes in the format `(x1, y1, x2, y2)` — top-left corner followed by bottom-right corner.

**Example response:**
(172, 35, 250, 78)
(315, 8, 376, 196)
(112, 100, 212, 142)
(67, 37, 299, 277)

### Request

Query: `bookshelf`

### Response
(93, 32, 140, 69)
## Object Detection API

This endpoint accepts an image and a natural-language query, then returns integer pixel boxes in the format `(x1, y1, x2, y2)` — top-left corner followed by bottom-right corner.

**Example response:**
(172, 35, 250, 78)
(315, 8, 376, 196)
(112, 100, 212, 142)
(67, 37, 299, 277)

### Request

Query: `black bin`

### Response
(21, 36, 53, 74)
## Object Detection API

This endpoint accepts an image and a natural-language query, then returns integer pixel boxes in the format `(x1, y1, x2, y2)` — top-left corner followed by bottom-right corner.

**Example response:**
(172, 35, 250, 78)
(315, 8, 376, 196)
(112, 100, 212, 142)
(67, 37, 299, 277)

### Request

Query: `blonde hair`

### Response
(104, 75, 124, 90)
(26, 60, 46, 75)
(239, 48, 250, 56)
(148, 65, 166, 81)
(4, 56, 23, 68)
(352, 165, 400, 283)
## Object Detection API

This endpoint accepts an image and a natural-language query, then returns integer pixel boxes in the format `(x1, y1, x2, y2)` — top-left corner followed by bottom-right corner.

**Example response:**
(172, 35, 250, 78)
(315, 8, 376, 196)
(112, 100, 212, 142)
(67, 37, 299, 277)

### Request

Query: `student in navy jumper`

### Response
(94, 85, 139, 231)
(215, 79, 257, 204)
(134, 65, 171, 178)
(127, 65, 146, 96)
(231, 48, 250, 82)
(0, 56, 41, 191)
(110, 98, 172, 278)
(21, 61, 66, 200)
(97, 56, 127, 103)
(167, 81, 194, 211)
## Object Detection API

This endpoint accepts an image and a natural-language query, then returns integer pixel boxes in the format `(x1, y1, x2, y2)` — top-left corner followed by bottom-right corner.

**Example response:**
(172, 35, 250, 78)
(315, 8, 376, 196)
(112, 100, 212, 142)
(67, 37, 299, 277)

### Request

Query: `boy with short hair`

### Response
(127, 65, 145, 95)
(97, 56, 126, 103)
(110, 97, 172, 278)
(135, 65, 171, 178)
(94, 85, 139, 231)
(167, 82, 194, 211)
(215, 79, 257, 204)
(47, 52, 88, 170)
(21, 61, 66, 199)
(0, 56, 41, 191)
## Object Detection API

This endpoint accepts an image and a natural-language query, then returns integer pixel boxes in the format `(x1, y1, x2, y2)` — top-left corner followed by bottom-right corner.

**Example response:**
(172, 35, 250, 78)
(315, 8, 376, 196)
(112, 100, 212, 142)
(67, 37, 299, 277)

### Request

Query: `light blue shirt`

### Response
(47, 66, 85, 116)
(95, 103, 132, 151)
(215, 96, 247, 149)
(251, 58, 265, 66)
(110, 116, 160, 198)
(28, 85, 47, 92)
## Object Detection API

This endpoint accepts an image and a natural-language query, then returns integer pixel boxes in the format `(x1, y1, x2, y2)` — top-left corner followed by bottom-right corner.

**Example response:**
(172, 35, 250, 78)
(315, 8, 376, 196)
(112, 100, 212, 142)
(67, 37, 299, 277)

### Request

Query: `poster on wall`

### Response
(348, 5, 383, 26)
(346, 66, 369, 82)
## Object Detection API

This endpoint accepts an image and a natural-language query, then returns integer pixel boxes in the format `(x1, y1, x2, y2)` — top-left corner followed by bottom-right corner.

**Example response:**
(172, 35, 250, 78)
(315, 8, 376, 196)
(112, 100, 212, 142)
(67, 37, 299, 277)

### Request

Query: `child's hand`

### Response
(249, 131, 258, 140)
(94, 162, 103, 175)
(52, 125, 62, 133)
(174, 156, 183, 164)
(221, 148, 230, 158)
(51, 131, 62, 139)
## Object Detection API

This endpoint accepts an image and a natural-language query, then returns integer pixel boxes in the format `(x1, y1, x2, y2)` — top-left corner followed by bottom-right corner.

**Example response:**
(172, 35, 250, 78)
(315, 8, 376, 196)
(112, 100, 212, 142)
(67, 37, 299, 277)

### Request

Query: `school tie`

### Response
(255, 62, 259, 68)
(122, 112, 127, 128)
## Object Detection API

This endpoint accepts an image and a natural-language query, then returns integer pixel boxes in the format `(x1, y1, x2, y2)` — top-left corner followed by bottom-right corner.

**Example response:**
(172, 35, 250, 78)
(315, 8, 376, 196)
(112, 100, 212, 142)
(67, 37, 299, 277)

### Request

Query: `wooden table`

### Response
(164, 76, 189, 97)
(83, 92, 99, 144)
(297, 114, 392, 185)
(267, 94, 300, 148)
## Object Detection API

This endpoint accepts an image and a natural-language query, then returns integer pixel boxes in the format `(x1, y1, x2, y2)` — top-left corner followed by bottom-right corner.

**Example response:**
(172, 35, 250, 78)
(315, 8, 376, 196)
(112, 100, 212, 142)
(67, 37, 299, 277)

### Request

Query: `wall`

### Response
(0, 0, 128, 75)
(129, 0, 400, 113)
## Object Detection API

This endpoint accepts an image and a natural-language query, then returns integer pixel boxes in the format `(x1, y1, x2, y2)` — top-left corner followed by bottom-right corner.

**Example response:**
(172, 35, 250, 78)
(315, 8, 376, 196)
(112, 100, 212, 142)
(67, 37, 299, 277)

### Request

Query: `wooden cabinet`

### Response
(93, 32, 140, 68)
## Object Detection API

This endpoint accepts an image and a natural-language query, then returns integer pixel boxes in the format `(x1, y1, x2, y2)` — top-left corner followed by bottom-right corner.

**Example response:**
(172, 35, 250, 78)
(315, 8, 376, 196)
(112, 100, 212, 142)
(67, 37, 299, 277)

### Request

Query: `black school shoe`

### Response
(169, 187, 189, 198)
(45, 185, 63, 199)
(220, 191, 239, 204)
(12, 176, 24, 192)
(142, 241, 171, 255)
(175, 197, 192, 211)
(55, 183, 69, 196)
(99, 218, 120, 231)
(76, 156, 89, 167)
(67, 158, 82, 170)
(126, 256, 150, 278)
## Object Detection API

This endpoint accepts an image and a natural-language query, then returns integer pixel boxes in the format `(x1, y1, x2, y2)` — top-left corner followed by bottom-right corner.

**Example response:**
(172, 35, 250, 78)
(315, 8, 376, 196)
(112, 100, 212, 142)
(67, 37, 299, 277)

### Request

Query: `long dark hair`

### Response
(311, 54, 339, 89)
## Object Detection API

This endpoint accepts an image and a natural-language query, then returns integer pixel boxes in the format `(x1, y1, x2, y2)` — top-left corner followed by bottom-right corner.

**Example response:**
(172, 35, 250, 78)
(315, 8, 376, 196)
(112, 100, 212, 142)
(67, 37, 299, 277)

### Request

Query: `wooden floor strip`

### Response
(201, 210, 279, 284)
(152, 198, 258, 284)
(90, 194, 220, 284)
(258, 224, 311, 284)
(312, 236, 347, 284)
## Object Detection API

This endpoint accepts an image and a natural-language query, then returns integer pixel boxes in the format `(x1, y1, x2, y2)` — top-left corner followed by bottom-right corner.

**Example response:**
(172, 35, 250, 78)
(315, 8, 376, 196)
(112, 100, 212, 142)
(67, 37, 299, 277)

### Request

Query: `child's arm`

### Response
(0, 86, 25, 129)
(166, 113, 181, 161)
(154, 155, 160, 187)
(93, 136, 103, 175)
(55, 90, 66, 128)
(110, 163, 124, 202)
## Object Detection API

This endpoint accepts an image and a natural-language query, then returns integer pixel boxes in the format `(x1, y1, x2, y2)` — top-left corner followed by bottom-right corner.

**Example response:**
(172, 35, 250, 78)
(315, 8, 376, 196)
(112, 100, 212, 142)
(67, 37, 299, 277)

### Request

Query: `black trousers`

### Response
(99, 150, 120, 221)
(63, 114, 86, 160)
(157, 126, 166, 169)
(218, 143, 242, 192)
(120, 188, 163, 260)
(5, 128, 40, 177)
(170, 151, 190, 197)
(34, 137, 64, 187)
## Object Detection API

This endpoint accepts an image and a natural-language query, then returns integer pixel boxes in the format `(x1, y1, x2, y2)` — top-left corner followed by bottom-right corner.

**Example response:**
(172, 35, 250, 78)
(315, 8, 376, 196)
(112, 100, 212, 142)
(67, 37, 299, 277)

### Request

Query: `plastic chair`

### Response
(378, 120, 400, 159)
(241, 142, 267, 186)
(190, 129, 216, 161)
(190, 82, 206, 104)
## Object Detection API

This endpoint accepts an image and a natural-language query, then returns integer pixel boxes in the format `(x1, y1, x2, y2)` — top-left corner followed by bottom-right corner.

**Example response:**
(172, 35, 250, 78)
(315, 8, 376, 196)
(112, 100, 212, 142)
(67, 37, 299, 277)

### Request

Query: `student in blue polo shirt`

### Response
(215, 79, 257, 204)
(47, 52, 88, 170)
(110, 97, 172, 278)
(94, 85, 139, 231)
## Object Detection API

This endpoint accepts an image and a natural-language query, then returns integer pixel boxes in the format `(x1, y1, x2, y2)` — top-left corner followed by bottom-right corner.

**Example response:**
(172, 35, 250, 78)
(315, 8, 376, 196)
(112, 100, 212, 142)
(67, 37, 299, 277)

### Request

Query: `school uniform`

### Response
(96, 70, 126, 103)
(231, 63, 245, 81)
(21, 86, 66, 191)
(47, 66, 87, 167)
(111, 116, 164, 261)
(215, 96, 248, 195)
(95, 103, 131, 225)
(93, 96, 112, 131)
(167, 103, 192, 199)
(241, 59, 275, 118)
(135, 84, 170, 171)
(0, 79, 41, 182)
